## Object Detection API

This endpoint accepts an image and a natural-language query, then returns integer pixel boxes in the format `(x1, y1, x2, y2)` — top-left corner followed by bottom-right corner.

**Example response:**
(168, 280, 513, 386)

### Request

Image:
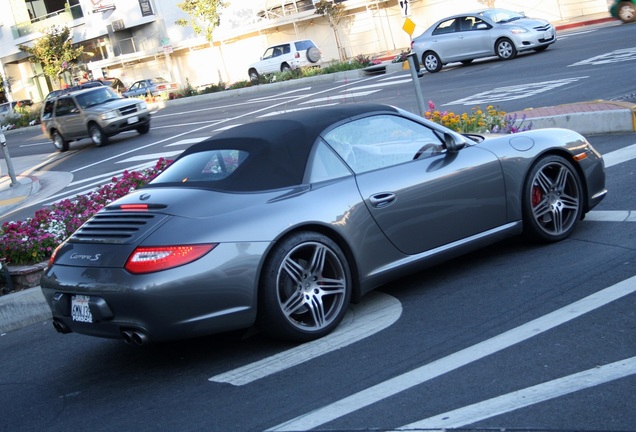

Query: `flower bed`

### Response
(424, 101, 532, 134)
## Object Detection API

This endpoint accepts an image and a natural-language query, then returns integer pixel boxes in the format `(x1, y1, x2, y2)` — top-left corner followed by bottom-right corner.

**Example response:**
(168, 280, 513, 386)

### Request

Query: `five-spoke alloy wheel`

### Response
(523, 155, 582, 242)
(259, 232, 351, 342)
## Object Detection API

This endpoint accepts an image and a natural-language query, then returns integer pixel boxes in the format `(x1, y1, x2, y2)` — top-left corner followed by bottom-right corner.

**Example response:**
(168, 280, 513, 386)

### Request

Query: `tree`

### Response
(175, 0, 227, 43)
(314, 0, 347, 61)
(18, 25, 83, 85)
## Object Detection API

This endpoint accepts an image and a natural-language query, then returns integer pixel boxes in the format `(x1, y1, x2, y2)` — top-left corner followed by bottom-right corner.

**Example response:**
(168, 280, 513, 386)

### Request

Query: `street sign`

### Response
(399, 0, 410, 17)
(402, 17, 415, 36)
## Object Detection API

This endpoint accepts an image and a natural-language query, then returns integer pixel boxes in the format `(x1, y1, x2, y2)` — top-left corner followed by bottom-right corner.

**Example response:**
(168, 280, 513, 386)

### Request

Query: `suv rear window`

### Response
(294, 40, 315, 51)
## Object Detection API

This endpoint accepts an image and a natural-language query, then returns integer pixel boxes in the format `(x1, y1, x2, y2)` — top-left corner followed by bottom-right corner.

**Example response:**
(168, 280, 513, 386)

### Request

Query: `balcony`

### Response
(11, 4, 84, 39)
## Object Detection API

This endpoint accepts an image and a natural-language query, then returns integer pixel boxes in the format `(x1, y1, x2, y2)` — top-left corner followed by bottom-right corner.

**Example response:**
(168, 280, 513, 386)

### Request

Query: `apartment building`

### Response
(0, 0, 610, 103)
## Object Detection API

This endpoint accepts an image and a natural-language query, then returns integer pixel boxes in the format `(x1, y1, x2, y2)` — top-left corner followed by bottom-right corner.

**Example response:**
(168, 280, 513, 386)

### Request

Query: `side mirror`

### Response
(475, 23, 489, 30)
(444, 132, 466, 152)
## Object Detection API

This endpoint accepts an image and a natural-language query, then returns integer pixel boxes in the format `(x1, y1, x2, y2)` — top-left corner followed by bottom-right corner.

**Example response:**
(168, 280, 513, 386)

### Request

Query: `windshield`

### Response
(75, 88, 121, 108)
(480, 9, 523, 23)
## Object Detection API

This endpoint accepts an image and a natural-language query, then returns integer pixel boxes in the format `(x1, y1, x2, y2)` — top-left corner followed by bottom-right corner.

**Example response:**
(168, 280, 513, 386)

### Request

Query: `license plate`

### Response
(127, 115, 139, 124)
(71, 295, 93, 323)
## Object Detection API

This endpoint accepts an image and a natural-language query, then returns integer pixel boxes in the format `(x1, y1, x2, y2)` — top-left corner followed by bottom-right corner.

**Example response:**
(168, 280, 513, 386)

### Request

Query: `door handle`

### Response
(369, 192, 396, 208)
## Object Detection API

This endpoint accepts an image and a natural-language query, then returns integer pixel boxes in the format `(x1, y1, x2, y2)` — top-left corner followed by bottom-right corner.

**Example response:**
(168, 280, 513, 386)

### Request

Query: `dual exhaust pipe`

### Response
(52, 319, 150, 345)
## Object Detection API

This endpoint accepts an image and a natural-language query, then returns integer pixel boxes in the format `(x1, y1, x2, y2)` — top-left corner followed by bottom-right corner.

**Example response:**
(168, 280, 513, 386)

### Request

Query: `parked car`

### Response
(609, 0, 636, 23)
(411, 8, 556, 73)
(40, 86, 151, 151)
(41, 104, 606, 345)
(100, 77, 128, 94)
(122, 77, 179, 98)
(0, 99, 33, 120)
(44, 81, 105, 102)
(248, 39, 321, 82)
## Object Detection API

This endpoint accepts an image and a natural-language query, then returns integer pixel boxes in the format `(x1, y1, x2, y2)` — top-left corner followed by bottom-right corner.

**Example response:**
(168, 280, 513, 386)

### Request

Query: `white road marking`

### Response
(602, 143, 636, 167)
(259, 103, 340, 117)
(300, 90, 381, 104)
(209, 291, 402, 386)
(586, 211, 636, 222)
(269, 275, 636, 431)
(116, 150, 183, 163)
(444, 77, 588, 106)
(401, 356, 636, 430)
(165, 138, 209, 147)
(570, 47, 636, 66)
(342, 78, 412, 92)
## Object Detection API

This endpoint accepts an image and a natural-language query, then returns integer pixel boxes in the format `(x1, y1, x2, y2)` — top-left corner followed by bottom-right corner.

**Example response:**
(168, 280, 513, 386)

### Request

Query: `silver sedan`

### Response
(411, 8, 557, 73)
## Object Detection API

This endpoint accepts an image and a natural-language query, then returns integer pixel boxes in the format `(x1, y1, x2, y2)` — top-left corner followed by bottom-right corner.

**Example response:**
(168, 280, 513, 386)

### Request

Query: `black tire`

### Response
(89, 123, 108, 147)
(52, 130, 69, 152)
(258, 231, 352, 342)
(422, 51, 442, 73)
(137, 123, 150, 134)
(306, 46, 321, 63)
(248, 69, 259, 84)
(496, 38, 517, 59)
(281, 63, 291, 72)
(617, 1, 636, 23)
(522, 155, 582, 243)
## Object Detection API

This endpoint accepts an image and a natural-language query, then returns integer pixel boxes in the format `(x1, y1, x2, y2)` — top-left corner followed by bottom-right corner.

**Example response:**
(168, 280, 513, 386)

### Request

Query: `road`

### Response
(0, 22, 635, 431)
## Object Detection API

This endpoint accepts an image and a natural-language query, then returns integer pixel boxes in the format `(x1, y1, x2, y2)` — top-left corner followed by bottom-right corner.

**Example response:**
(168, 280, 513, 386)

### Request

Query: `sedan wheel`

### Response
(523, 155, 582, 242)
(52, 131, 69, 152)
(423, 51, 442, 73)
(496, 38, 517, 59)
(259, 232, 351, 342)
(89, 124, 108, 147)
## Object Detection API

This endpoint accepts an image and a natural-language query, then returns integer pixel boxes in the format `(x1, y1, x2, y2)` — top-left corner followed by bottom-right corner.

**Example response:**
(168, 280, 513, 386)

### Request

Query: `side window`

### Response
(323, 115, 445, 174)
(42, 101, 55, 120)
(306, 141, 352, 183)
(432, 18, 457, 35)
(282, 44, 291, 54)
(54, 98, 79, 116)
(263, 47, 275, 59)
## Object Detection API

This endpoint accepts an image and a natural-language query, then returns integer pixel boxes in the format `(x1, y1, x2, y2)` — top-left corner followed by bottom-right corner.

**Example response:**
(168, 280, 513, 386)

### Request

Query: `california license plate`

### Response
(71, 295, 93, 323)
(127, 115, 139, 124)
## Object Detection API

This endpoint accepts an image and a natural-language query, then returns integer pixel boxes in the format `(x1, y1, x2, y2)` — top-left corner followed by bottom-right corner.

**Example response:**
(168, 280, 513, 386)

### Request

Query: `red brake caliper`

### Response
(531, 184, 542, 208)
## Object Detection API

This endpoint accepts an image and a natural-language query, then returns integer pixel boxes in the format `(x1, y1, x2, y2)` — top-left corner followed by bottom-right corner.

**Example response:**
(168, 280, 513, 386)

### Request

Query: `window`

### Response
(306, 141, 352, 183)
(151, 149, 248, 184)
(323, 115, 445, 174)
(433, 18, 457, 35)
(54, 98, 79, 116)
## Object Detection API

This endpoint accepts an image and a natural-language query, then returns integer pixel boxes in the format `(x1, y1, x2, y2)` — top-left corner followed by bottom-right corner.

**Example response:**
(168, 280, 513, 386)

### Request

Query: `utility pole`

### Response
(0, 134, 19, 187)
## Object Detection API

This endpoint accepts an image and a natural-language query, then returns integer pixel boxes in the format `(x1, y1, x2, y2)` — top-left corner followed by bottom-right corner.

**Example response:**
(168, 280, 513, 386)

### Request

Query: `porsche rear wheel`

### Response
(259, 232, 351, 342)
(523, 155, 582, 243)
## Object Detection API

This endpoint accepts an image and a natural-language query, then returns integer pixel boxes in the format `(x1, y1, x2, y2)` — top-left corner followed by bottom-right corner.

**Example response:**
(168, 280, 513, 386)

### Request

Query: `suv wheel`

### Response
(52, 131, 69, 152)
(137, 123, 150, 134)
(281, 63, 291, 72)
(89, 124, 109, 147)
(248, 69, 259, 84)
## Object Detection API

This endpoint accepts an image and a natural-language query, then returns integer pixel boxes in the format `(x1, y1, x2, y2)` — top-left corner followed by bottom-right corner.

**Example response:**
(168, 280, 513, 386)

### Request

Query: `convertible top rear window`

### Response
(151, 149, 248, 184)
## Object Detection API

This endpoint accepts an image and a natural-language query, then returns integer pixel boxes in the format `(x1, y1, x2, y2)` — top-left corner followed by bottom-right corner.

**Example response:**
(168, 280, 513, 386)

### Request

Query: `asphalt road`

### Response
(0, 20, 635, 432)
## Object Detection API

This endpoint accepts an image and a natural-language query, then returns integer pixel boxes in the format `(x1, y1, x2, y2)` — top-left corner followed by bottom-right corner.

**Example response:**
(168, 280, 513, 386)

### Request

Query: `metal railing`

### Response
(11, 4, 84, 39)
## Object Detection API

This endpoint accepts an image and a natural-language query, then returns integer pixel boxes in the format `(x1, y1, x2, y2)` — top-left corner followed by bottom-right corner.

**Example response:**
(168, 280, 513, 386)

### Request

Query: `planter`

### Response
(0, 261, 47, 295)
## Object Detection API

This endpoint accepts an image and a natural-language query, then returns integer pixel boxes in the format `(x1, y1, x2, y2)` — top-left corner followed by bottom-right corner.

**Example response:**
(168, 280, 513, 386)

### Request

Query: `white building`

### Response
(0, 0, 611, 102)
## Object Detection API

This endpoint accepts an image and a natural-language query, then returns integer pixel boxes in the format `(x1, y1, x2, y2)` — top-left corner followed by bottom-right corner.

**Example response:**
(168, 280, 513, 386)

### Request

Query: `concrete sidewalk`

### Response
(1, 12, 634, 336)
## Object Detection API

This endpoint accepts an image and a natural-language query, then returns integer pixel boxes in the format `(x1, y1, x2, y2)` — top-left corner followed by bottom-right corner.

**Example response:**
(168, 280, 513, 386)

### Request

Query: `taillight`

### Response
(125, 244, 216, 274)
(48, 243, 63, 267)
(295, 52, 300, 58)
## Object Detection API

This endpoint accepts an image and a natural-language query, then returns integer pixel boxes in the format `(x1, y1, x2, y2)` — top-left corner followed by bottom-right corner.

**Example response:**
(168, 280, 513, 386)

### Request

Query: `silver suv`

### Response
(41, 86, 151, 152)
(248, 39, 321, 82)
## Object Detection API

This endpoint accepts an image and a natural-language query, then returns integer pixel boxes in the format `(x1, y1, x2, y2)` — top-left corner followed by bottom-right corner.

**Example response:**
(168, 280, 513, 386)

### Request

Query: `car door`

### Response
(53, 97, 85, 140)
(429, 18, 462, 61)
(456, 16, 493, 59)
(324, 114, 507, 255)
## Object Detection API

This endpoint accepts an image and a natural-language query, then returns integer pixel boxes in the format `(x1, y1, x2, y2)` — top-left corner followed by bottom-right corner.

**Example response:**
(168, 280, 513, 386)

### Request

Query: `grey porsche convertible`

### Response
(41, 104, 606, 344)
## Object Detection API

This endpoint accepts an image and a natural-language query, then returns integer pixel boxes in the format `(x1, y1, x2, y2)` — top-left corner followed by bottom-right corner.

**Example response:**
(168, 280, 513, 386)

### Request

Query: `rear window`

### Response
(151, 149, 248, 184)
(294, 40, 315, 51)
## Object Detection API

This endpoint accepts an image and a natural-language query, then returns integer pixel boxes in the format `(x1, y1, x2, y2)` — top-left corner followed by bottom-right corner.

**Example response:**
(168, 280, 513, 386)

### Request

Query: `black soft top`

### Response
(152, 104, 399, 192)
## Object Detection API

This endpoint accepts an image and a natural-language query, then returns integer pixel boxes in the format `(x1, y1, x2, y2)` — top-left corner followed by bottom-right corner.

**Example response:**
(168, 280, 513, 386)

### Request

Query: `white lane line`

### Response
(116, 151, 183, 163)
(269, 275, 636, 431)
(259, 103, 340, 117)
(401, 356, 636, 430)
(603, 143, 636, 168)
(300, 90, 381, 104)
(586, 210, 636, 222)
(341, 78, 412, 92)
(209, 291, 401, 386)
(165, 138, 208, 147)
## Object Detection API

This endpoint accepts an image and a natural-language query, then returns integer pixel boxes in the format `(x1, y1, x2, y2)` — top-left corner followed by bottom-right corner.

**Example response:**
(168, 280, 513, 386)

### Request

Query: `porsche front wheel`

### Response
(259, 232, 351, 342)
(523, 155, 582, 243)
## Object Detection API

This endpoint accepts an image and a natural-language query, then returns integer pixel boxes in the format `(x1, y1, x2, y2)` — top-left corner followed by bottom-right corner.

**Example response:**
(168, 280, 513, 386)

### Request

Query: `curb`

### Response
(0, 287, 51, 334)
